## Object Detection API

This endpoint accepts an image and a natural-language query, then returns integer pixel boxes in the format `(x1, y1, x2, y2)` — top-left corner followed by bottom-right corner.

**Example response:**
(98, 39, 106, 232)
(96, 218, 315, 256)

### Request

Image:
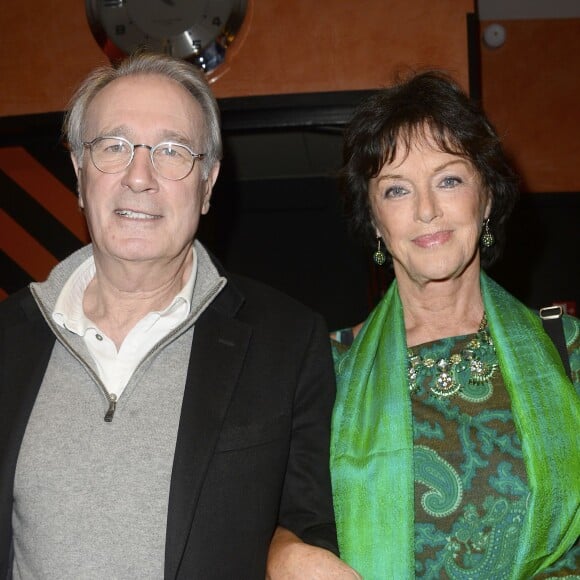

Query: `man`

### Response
(0, 52, 348, 578)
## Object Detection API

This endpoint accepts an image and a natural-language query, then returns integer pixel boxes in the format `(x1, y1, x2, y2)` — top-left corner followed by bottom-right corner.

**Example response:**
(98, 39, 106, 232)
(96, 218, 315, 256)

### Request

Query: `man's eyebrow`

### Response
(97, 125, 130, 138)
(157, 130, 193, 144)
(94, 127, 193, 145)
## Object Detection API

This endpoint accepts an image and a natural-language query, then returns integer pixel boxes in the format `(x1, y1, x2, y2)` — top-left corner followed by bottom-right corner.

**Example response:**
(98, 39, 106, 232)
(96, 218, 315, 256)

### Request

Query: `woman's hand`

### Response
(267, 526, 362, 579)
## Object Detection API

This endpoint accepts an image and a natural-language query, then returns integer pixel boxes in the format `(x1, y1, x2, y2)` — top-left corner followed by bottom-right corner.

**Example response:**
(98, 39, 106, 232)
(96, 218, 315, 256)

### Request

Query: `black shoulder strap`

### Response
(540, 306, 572, 380)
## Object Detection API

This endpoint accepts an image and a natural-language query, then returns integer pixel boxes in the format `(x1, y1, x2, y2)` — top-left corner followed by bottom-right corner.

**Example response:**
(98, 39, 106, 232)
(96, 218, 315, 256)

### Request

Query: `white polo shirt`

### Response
(52, 250, 197, 398)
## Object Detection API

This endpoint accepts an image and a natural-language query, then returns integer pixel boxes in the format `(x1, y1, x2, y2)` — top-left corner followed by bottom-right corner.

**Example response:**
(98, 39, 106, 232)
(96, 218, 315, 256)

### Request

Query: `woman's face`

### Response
(368, 130, 491, 289)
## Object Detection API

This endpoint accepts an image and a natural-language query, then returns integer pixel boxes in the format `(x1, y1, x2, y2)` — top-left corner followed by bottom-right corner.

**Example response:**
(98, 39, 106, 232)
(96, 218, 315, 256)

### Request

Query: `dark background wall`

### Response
(2, 121, 576, 331)
(202, 157, 580, 329)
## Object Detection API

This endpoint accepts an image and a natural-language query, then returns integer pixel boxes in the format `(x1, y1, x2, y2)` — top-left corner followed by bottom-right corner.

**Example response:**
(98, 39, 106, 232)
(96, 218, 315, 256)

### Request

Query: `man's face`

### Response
(73, 73, 219, 269)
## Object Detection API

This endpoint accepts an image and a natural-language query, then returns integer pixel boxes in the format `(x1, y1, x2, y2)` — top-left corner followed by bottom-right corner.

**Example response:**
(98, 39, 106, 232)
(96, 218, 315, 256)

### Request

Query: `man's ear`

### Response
(71, 153, 81, 179)
(71, 154, 85, 210)
(201, 161, 220, 215)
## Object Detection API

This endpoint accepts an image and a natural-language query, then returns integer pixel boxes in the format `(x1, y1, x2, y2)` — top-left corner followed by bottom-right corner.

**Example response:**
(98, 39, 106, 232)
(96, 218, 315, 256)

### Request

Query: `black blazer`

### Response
(0, 269, 338, 578)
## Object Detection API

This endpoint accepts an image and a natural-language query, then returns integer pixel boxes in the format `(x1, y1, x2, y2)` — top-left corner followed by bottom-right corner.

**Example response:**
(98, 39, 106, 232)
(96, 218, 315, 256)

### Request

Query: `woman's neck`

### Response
(398, 270, 485, 347)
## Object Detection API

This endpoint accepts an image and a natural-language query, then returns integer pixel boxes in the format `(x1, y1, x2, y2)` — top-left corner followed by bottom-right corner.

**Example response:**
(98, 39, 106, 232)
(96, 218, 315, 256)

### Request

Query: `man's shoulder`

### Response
(0, 286, 40, 326)
(195, 245, 326, 332)
(225, 272, 323, 328)
(228, 272, 309, 308)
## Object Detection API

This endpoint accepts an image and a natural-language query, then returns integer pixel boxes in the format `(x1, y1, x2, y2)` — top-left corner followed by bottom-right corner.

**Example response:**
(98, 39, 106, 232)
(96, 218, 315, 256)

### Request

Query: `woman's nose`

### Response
(414, 188, 441, 223)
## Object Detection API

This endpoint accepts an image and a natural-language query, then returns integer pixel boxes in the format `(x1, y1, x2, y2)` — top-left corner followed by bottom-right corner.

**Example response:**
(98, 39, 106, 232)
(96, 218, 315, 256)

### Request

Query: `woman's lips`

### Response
(412, 230, 452, 248)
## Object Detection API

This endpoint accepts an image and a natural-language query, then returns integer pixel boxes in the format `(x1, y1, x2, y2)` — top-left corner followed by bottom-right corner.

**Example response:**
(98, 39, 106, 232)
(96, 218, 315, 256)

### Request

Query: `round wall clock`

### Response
(86, 0, 248, 73)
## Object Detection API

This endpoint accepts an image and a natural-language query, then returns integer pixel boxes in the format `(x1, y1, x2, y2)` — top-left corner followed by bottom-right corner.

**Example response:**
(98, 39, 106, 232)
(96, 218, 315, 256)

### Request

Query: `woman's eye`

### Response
(384, 185, 408, 198)
(440, 176, 462, 188)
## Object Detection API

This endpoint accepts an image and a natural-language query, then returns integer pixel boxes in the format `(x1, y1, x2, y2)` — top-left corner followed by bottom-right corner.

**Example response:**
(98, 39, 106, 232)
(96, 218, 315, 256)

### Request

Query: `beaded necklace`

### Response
(407, 314, 499, 398)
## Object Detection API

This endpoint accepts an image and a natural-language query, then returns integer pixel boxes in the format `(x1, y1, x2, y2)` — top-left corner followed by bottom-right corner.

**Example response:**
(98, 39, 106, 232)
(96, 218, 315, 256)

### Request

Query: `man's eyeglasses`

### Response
(83, 136, 206, 181)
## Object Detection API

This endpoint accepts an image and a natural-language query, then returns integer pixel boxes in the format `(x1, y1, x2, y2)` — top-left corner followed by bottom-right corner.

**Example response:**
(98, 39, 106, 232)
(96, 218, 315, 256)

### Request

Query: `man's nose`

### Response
(122, 145, 158, 191)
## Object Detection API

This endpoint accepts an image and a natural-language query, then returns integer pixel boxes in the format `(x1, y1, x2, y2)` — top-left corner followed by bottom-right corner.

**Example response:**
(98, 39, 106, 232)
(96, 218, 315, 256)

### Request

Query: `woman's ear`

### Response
(483, 190, 493, 219)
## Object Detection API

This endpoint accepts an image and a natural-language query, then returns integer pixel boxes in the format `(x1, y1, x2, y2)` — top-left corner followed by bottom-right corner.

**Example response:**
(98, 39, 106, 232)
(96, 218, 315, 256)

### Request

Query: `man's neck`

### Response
(83, 251, 193, 349)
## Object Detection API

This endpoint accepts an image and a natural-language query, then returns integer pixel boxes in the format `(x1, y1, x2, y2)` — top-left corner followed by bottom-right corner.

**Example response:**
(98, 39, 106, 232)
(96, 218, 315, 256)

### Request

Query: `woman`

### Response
(331, 71, 579, 579)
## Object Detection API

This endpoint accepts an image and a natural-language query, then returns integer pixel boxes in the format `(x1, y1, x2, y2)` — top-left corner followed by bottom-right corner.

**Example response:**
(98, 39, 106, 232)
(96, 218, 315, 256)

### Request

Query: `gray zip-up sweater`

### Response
(12, 242, 226, 579)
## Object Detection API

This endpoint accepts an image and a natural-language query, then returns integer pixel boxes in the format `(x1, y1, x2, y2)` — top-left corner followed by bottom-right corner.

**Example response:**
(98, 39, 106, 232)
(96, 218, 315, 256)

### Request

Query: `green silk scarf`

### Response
(330, 272, 579, 579)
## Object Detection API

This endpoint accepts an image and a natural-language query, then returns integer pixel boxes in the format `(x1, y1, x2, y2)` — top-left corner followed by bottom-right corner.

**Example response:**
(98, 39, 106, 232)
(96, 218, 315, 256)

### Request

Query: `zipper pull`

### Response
(104, 393, 117, 422)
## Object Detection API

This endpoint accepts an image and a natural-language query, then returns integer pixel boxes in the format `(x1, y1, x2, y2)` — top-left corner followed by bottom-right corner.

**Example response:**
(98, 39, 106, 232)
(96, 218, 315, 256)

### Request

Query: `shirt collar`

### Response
(52, 248, 198, 336)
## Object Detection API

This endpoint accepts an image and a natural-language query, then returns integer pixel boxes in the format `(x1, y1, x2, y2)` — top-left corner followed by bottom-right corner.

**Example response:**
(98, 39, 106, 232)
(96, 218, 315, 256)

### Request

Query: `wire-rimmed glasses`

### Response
(83, 136, 206, 181)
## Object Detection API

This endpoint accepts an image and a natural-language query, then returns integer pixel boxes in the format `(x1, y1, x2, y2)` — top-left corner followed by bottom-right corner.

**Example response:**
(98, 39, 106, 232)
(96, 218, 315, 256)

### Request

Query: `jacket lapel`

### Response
(164, 294, 252, 579)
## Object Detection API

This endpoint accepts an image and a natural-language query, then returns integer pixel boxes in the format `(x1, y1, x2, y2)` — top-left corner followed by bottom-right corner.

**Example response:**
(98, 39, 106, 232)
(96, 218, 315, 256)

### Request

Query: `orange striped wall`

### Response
(0, 148, 87, 242)
(0, 147, 89, 293)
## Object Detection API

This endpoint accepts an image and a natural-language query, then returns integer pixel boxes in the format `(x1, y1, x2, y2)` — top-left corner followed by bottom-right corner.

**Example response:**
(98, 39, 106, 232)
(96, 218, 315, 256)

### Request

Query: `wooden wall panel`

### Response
(0, 0, 473, 116)
(0, 1, 108, 116)
(480, 19, 580, 192)
(208, 0, 473, 95)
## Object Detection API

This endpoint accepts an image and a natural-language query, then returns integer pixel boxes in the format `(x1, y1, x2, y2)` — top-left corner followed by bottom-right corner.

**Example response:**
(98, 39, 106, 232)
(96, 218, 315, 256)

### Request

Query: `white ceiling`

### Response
(478, 0, 580, 20)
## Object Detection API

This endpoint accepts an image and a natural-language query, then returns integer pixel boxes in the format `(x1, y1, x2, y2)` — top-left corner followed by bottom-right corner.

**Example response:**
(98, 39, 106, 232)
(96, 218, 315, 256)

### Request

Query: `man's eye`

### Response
(158, 145, 185, 159)
(100, 141, 128, 154)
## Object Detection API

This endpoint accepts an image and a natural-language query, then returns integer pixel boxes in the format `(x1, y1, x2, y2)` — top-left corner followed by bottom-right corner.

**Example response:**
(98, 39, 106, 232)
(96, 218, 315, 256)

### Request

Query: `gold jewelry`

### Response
(407, 313, 498, 398)
(373, 236, 387, 266)
(481, 218, 495, 248)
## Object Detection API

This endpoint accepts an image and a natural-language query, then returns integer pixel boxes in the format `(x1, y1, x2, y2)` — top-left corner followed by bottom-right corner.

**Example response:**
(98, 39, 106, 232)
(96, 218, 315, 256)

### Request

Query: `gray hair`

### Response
(63, 52, 222, 179)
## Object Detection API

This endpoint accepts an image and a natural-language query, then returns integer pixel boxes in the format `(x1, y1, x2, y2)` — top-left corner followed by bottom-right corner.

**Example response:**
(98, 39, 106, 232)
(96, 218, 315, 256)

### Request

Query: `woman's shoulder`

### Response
(331, 322, 365, 346)
(561, 313, 580, 390)
(562, 313, 580, 346)
(532, 307, 579, 353)
(330, 322, 365, 363)
(534, 309, 580, 393)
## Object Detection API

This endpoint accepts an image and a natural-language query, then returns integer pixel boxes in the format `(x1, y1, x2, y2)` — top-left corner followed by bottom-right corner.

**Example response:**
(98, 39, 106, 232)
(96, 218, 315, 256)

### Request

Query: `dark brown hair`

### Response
(340, 70, 519, 267)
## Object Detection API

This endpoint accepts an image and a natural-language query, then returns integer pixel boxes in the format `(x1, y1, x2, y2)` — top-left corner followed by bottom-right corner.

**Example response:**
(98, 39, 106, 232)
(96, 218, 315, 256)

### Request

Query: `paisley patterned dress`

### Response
(332, 315, 580, 579)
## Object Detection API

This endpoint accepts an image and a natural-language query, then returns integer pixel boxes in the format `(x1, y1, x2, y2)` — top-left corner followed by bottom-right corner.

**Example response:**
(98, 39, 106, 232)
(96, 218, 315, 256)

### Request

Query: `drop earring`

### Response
(481, 218, 495, 248)
(373, 236, 387, 266)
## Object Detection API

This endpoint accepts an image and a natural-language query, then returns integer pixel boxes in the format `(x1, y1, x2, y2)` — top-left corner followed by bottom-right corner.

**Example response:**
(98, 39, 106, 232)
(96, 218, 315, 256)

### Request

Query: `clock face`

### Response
(86, 0, 247, 73)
